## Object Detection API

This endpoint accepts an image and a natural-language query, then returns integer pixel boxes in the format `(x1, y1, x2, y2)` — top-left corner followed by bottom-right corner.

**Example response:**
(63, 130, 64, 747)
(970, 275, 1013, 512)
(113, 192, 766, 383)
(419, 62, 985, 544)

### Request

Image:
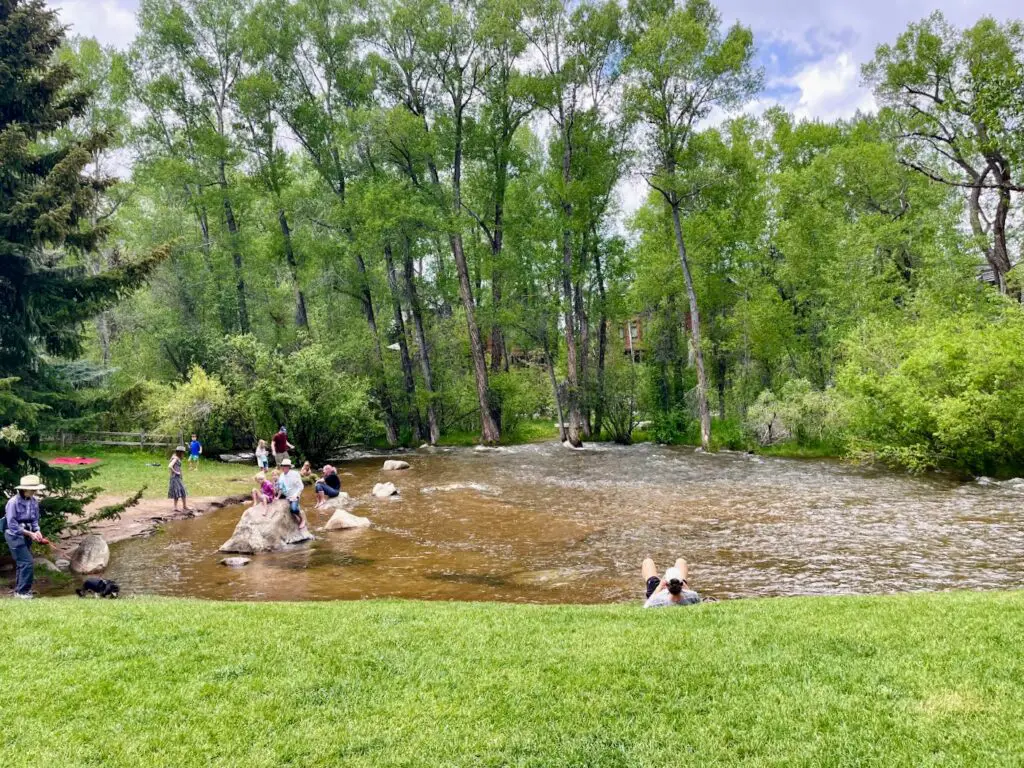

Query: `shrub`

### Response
(745, 379, 846, 448)
(490, 366, 552, 439)
(150, 366, 234, 449)
(838, 311, 1024, 475)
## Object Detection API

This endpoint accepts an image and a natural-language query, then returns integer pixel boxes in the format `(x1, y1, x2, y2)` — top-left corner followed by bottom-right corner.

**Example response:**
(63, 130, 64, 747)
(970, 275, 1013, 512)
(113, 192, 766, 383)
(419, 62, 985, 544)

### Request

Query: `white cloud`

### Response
(52, 0, 138, 50)
(788, 53, 876, 122)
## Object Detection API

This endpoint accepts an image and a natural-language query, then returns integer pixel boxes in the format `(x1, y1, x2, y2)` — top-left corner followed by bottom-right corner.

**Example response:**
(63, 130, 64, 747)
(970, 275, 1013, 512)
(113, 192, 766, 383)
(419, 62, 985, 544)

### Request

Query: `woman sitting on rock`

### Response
(642, 557, 701, 608)
(314, 465, 342, 508)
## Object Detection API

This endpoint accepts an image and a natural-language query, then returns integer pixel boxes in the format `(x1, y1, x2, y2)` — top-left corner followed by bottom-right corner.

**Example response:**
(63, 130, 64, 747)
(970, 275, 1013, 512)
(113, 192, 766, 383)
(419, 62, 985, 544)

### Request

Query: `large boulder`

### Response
(70, 535, 110, 574)
(325, 509, 371, 530)
(371, 482, 399, 498)
(219, 500, 314, 554)
(382, 459, 410, 471)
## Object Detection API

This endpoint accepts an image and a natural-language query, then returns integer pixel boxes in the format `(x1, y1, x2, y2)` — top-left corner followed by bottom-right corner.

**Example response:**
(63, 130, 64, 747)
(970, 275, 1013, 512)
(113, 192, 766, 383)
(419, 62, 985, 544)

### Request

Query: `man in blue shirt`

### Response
(188, 434, 202, 471)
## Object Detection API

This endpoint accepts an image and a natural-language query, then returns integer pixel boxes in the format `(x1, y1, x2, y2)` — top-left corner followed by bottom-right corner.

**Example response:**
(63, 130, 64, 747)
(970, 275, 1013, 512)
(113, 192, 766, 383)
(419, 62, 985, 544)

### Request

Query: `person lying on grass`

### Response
(642, 557, 701, 608)
(314, 465, 341, 508)
(277, 459, 307, 529)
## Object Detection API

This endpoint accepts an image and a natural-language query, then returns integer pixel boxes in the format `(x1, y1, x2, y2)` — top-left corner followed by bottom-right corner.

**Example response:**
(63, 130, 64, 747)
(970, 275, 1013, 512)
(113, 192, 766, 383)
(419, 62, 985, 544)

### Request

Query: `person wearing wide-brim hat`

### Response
(4, 474, 47, 599)
(168, 446, 190, 513)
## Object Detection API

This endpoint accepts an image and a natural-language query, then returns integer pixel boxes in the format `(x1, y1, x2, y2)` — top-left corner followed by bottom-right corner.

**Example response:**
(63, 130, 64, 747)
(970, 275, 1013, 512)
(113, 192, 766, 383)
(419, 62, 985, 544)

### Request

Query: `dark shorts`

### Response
(289, 499, 301, 514)
(315, 482, 340, 498)
(645, 576, 661, 599)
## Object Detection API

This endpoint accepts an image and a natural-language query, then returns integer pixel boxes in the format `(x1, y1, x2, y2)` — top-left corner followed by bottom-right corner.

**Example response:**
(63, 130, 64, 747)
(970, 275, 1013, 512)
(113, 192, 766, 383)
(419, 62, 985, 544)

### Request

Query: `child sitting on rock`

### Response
(251, 472, 274, 509)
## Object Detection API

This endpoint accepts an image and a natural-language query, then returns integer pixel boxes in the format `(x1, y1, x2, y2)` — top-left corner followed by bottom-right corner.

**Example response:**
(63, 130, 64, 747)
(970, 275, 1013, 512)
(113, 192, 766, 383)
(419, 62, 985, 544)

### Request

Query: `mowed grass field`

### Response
(34, 448, 254, 499)
(2, 591, 1022, 767)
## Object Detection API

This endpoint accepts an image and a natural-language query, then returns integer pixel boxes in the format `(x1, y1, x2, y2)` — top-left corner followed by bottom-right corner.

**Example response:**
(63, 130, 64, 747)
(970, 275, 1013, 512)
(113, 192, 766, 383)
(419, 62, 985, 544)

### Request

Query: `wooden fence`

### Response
(45, 431, 183, 449)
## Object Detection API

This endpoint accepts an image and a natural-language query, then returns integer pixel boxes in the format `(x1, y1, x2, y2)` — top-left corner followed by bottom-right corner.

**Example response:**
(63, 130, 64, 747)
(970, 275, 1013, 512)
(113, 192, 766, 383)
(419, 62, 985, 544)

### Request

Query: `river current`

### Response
(100, 442, 1024, 603)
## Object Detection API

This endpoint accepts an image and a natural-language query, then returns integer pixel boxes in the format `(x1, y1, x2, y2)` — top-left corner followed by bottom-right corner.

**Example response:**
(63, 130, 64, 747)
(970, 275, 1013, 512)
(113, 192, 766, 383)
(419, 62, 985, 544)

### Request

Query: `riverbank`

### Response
(2, 591, 1021, 766)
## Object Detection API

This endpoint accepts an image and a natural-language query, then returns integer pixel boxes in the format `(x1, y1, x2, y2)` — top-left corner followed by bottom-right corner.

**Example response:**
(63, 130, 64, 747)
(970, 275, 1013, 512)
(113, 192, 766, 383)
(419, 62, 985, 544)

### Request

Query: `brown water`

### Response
(97, 443, 1024, 603)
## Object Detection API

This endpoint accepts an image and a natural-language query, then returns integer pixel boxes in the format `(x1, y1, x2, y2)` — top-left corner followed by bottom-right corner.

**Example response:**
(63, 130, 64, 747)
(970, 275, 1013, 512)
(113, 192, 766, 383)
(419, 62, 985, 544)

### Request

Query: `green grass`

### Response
(2, 592, 1022, 766)
(33, 447, 253, 499)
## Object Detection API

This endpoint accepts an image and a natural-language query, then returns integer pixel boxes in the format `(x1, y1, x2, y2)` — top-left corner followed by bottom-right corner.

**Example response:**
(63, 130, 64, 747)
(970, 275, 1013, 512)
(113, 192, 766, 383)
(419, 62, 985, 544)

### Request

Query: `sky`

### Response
(51, 0, 1023, 215)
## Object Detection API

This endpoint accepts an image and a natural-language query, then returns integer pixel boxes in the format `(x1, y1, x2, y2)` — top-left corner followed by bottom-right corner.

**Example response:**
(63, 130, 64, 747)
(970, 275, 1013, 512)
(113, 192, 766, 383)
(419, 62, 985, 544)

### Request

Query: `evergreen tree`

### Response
(0, 0, 162, 530)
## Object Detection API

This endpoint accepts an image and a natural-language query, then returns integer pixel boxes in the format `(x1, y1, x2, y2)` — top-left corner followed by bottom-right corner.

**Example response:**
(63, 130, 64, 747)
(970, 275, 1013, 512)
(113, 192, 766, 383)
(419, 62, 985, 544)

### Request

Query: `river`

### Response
(98, 442, 1024, 603)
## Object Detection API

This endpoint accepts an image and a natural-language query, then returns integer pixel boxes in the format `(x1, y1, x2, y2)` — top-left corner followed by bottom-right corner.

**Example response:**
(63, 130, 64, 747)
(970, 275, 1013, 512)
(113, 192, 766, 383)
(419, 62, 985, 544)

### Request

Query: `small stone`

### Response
(54, 558, 71, 571)
(70, 535, 110, 574)
(219, 557, 251, 567)
(372, 482, 399, 498)
(382, 459, 410, 471)
(33, 557, 61, 573)
(325, 509, 371, 530)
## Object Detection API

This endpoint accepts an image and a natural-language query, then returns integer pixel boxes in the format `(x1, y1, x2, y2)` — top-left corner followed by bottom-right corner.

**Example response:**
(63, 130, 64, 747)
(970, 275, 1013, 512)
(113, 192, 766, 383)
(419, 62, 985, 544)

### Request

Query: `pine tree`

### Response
(0, 0, 163, 531)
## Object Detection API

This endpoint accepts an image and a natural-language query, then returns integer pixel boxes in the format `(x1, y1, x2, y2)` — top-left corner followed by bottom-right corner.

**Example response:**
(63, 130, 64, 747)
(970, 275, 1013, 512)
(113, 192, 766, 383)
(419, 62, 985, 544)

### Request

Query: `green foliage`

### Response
(839, 309, 1024, 475)
(745, 379, 847, 449)
(489, 367, 552, 440)
(150, 366, 233, 449)
(224, 336, 380, 459)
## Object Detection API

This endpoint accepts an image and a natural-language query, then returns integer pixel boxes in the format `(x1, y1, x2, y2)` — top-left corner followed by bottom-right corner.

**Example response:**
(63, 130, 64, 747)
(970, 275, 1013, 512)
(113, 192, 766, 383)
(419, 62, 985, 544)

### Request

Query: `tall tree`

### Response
(527, 0, 622, 447)
(0, 0, 161, 526)
(865, 13, 1024, 295)
(624, 0, 760, 450)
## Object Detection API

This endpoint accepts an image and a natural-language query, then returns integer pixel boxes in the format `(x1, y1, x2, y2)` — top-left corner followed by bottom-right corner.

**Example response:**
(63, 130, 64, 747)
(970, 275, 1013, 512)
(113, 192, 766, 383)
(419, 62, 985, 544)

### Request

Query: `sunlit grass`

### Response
(34, 447, 253, 499)
(1, 592, 1022, 766)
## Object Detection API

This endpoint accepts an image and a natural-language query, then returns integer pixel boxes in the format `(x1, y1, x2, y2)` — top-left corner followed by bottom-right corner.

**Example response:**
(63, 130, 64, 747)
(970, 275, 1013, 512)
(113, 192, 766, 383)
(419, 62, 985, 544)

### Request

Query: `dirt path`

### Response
(57, 493, 249, 556)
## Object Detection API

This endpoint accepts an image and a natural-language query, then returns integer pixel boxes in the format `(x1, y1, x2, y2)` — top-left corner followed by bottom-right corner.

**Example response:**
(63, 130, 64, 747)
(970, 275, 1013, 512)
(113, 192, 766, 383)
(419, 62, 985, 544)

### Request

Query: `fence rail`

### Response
(43, 431, 183, 449)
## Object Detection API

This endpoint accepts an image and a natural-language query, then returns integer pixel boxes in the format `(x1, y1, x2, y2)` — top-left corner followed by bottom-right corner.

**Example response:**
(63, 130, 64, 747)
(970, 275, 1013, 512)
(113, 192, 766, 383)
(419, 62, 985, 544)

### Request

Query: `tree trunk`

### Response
(593, 246, 608, 439)
(355, 252, 399, 446)
(545, 345, 567, 443)
(217, 164, 249, 334)
(278, 209, 309, 328)
(670, 203, 711, 451)
(574, 280, 592, 438)
(402, 237, 440, 444)
(384, 243, 422, 441)
(426, 104, 499, 444)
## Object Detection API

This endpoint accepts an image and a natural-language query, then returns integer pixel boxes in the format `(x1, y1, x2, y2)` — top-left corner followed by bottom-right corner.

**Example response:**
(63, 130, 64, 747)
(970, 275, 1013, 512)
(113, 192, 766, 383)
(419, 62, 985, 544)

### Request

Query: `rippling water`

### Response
(98, 442, 1024, 603)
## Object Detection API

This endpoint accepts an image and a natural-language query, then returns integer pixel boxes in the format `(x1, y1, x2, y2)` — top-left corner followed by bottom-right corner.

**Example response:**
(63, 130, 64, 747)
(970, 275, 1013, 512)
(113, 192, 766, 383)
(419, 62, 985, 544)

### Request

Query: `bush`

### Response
(745, 379, 846, 448)
(150, 366, 234, 450)
(490, 366, 552, 439)
(224, 336, 380, 459)
(838, 311, 1024, 475)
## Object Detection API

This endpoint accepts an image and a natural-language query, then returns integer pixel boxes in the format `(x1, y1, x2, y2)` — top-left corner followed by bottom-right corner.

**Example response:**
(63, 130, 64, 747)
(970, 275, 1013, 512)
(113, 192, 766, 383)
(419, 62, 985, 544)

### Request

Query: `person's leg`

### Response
(7, 534, 34, 595)
(252, 489, 260, 507)
(675, 558, 689, 582)
(642, 558, 658, 581)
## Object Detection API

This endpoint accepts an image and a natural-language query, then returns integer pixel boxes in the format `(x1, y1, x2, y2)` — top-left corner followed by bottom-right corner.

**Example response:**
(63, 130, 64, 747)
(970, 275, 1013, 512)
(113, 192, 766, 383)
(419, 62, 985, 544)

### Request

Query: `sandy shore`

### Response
(57, 493, 249, 556)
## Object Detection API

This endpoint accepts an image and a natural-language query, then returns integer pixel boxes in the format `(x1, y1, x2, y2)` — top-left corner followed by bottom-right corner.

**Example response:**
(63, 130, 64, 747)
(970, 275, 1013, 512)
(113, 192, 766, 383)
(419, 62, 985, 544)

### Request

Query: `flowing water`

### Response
(97, 443, 1024, 603)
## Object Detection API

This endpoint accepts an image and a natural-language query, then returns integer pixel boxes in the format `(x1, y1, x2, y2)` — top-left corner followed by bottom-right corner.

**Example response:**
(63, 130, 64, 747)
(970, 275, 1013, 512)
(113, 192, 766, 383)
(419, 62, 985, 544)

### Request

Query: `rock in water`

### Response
(219, 557, 251, 567)
(219, 500, 314, 554)
(382, 459, 410, 471)
(325, 509, 372, 530)
(372, 482, 399, 498)
(70, 535, 110, 574)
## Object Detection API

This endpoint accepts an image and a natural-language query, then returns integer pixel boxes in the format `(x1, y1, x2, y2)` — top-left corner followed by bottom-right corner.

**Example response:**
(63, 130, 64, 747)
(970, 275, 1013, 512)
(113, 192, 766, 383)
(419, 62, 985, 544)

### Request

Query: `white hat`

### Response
(175, 445, 187, 452)
(664, 567, 685, 584)
(16, 474, 46, 491)
(280, 458, 292, 466)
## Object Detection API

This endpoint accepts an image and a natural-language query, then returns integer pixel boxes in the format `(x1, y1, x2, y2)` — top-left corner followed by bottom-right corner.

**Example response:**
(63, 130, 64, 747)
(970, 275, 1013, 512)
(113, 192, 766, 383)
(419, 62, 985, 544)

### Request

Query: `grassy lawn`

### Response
(34, 448, 253, 499)
(1, 591, 1021, 767)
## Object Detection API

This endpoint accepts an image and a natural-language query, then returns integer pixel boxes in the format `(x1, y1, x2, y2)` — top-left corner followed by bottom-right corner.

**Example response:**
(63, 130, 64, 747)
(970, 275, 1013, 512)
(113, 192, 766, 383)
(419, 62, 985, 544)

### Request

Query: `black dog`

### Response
(76, 577, 120, 598)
